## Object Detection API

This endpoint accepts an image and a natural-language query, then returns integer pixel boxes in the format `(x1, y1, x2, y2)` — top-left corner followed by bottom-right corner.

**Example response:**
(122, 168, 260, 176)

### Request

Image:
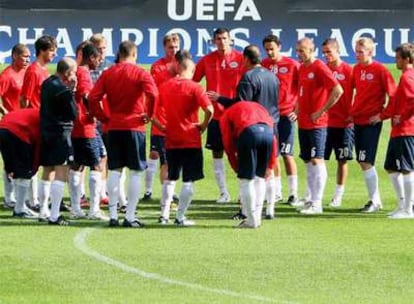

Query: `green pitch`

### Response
(1, 64, 414, 304)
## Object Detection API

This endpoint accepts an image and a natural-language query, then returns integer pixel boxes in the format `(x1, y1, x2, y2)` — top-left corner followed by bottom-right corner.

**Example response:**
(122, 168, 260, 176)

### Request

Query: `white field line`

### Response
(74, 228, 299, 304)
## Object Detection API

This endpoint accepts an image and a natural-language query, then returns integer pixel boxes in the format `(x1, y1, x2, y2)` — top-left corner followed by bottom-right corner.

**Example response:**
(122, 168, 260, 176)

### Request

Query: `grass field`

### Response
(1, 63, 414, 304)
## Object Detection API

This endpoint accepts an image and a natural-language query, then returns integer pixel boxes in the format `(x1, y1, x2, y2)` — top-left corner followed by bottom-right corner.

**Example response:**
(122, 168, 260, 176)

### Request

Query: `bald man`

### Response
(295, 37, 343, 215)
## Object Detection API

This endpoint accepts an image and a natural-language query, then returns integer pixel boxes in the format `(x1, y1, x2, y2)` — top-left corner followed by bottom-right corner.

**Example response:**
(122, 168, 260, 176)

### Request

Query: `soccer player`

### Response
(351, 37, 396, 213)
(20, 35, 57, 109)
(193, 28, 245, 203)
(220, 101, 276, 228)
(0, 43, 30, 209)
(20, 35, 57, 214)
(208, 45, 280, 219)
(158, 51, 213, 226)
(88, 41, 158, 228)
(295, 37, 343, 215)
(143, 33, 180, 201)
(69, 42, 108, 220)
(0, 109, 40, 219)
(321, 38, 354, 207)
(262, 34, 300, 207)
(39, 57, 78, 225)
(376, 43, 414, 219)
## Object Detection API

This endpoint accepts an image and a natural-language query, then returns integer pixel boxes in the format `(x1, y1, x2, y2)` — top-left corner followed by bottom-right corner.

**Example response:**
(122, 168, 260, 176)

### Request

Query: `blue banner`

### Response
(0, 0, 413, 63)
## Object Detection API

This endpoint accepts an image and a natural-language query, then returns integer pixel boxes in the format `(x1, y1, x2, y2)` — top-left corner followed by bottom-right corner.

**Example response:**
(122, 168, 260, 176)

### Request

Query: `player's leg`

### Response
(143, 134, 160, 201)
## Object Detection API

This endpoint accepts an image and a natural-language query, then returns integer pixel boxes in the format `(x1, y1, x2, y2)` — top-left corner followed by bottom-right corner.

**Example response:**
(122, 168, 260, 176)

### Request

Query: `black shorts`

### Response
(107, 130, 146, 171)
(95, 129, 107, 158)
(237, 124, 274, 179)
(324, 126, 354, 161)
(0, 129, 36, 179)
(166, 148, 204, 182)
(40, 133, 74, 167)
(354, 123, 382, 165)
(277, 116, 295, 156)
(384, 136, 414, 172)
(205, 119, 223, 152)
(72, 137, 101, 168)
(298, 128, 327, 161)
(150, 135, 167, 165)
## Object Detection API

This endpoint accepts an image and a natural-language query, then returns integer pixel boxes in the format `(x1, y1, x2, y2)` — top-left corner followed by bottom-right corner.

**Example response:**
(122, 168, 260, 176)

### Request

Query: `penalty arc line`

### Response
(73, 228, 299, 304)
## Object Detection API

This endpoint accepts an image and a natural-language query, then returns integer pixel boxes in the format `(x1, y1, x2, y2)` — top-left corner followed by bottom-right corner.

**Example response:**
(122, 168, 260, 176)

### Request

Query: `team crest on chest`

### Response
(229, 61, 239, 68)
(308, 72, 315, 79)
(279, 67, 288, 74)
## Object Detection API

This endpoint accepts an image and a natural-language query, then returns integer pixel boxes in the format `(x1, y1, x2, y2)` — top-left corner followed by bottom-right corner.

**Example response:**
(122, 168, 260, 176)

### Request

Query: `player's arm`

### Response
(0, 76, 9, 115)
(311, 84, 343, 123)
(88, 75, 108, 122)
(219, 113, 238, 173)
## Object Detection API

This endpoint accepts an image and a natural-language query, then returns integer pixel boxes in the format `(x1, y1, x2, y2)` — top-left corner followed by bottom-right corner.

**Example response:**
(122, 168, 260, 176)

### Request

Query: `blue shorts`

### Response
(354, 123, 382, 165)
(384, 136, 414, 172)
(277, 116, 295, 156)
(72, 137, 101, 168)
(0, 129, 36, 179)
(107, 130, 146, 171)
(298, 128, 327, 161)
(324, 127, 354, 161)
(40, 133, 74, 167)
(237, 124, 274, 179)
(205, 119, 223, 152)
(150, 135, 167, 165)
(166, 148, 204, 182)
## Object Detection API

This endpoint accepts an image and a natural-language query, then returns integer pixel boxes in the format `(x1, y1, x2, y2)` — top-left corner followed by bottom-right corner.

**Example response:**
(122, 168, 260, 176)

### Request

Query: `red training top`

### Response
(0, 65, 26, 112)
(21, 62, 49, 109)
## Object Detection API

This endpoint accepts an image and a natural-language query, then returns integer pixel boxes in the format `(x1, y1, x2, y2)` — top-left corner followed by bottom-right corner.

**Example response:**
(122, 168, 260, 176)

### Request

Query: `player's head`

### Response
(213, 28, 232, 53)
(116, 40, 137, 63)
(355, 37, 375, 64)
(395, 43, 414, 70)
(35, 35, 57, 63)
(163, 33, 180, 59)
(295, 37, 315, 64)
(321, 38, 341, 65)
(243, 45, 262, 68)
(56, 57, 77, 85)
(89, 33, 108, 63)
(75, 41, 90, 65)
(175, 50, 195, 78)
(262, 34, 282, 60)
(11, 43, 30, 69)
(81, 42, 101, 70)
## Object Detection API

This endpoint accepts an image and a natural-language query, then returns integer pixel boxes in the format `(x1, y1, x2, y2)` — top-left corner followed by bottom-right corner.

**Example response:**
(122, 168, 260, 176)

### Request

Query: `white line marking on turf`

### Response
(74, 228, 298, 304)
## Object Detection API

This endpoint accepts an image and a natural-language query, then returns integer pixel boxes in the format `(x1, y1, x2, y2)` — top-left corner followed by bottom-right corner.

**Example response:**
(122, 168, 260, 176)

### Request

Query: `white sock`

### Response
(363, 167, 381, 205)
(312, 163, 327, 207)
(89, 170, 102, 214)
(176, 182, 194, 221)
(3, 171, 15, 203)
(100, 176, 108, 199)
(288, 174, 298, 197)
(49, 180, 65, 222)
(254, 177, 266, 227)
(126, 170, 142, 222)
(161, 180, 176, 219)
(307, 162, 316, 202)
(213, 158, 228, 195)
(119, 168, 127, 207)
(265, 176, 276, 216)
(38, 180, 51, 214)
(334, 184, 345, 201)
(389, 172, 404, 210)
(80, 173, 86, 197)
(274, 175, 282, 198)
(145, 158, 158, 193)
(29, 175, 39, 206)
(69, 170, 82, 213)
(107, 170, 121, 220)
(240, 179, 256, 226)
(403, 173, 414, 213)
(14, 178, 30, 213)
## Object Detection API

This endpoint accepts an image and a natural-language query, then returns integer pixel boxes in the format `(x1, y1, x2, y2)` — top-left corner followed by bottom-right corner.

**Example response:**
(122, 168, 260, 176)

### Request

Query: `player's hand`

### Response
(392, 115, 401, 125)
(288, 111, 297, 122)
(195, 122, 208, 134)
(345, 116, 353, 123)
(369, 114, 381, 125)
(140, 113, 150, 124)
(206, 91, 219, 101)
(310, 110, 323, 123)
(264, 168, 273, 179)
